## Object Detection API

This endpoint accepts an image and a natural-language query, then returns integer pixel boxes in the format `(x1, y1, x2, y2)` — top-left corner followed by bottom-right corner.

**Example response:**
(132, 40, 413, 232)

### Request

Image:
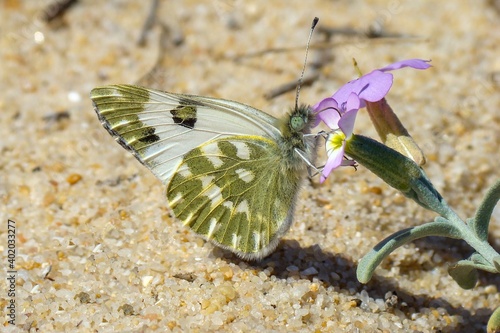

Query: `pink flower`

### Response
(313, 59, 431, 182)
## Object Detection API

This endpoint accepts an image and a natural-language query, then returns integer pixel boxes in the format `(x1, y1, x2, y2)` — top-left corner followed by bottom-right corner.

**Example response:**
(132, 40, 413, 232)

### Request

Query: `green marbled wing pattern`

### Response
(167, 136, 303, 260)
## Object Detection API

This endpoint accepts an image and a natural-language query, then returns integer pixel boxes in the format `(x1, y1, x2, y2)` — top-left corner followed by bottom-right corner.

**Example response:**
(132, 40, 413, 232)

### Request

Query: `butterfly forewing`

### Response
(166, 136, 302, 259)
(91, 84, 281, 183)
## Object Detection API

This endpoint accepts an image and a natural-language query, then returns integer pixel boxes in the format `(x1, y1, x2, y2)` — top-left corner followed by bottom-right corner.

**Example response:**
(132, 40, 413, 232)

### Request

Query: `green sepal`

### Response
(345, 134, 447, 216)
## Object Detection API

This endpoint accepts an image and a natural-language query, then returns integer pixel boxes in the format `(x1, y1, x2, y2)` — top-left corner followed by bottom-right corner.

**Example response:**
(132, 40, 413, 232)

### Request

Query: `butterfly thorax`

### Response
(277, 104, 316, 171)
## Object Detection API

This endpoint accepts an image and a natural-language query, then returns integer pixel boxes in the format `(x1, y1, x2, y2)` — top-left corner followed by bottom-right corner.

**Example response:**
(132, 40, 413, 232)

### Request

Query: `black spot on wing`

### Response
(170, 98, 200, 129)
(170, 110, 196, 129)
(138, 127, 160, 143)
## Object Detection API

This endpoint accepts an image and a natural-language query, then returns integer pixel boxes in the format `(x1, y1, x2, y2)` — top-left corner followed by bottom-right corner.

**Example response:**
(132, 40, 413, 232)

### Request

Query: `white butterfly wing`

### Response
(91, 84, 281, 183)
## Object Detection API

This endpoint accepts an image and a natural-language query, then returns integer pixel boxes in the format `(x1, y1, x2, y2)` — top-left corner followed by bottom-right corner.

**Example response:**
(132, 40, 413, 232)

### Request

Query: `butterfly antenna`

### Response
(295, 17, 319, 110)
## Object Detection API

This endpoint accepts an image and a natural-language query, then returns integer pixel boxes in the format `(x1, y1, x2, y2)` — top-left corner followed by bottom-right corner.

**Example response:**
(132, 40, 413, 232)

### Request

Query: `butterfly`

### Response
(91, 84, 318, 259)
(91, 17, 321, 260)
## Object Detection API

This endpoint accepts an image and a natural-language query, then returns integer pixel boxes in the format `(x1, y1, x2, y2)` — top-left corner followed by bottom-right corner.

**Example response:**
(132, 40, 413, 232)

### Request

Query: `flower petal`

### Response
(356, 71, 394, 102)
(333, 71, 393, 104)
(322, 139, 346, 182)
(344, 92, 361, 113)
(315, 98, 341, 128)
(314, 97, 339, 112)
(379, 59, 432, 72)
(340, 159, 356, 167)
(338, 109, 359, 138)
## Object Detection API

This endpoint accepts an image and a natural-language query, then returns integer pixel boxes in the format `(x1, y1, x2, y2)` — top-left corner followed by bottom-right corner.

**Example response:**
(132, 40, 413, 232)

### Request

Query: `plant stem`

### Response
(441, 206, 500, 268)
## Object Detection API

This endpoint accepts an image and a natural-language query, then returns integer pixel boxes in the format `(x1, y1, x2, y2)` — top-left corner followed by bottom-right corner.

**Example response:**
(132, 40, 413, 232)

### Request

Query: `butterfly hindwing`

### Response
(166, 136, 302, 259)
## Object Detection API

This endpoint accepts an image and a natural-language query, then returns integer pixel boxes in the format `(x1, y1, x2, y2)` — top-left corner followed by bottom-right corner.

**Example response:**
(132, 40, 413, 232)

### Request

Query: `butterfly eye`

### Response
(290, 115, 305, 131)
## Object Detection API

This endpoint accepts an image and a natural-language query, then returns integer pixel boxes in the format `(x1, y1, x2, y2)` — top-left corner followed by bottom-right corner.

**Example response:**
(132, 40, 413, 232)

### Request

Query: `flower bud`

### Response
(365, 98, 426, 166)
(345, 134, 446, 215)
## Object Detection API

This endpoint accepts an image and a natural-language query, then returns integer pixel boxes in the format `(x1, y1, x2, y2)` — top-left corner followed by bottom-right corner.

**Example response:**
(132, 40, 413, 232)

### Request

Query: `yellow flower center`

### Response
(326, 130, 346, 152)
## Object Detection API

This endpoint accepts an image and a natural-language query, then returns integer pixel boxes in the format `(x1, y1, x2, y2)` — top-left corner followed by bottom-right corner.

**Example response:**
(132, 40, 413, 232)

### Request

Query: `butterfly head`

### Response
(283, 105, 314, 137)
(275, 104, 316, 169)
(288, 104, 315, 134)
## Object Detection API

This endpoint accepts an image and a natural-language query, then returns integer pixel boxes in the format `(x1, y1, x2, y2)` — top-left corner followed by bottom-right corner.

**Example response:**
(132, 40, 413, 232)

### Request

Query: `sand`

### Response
(1, 1, 499, 332)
